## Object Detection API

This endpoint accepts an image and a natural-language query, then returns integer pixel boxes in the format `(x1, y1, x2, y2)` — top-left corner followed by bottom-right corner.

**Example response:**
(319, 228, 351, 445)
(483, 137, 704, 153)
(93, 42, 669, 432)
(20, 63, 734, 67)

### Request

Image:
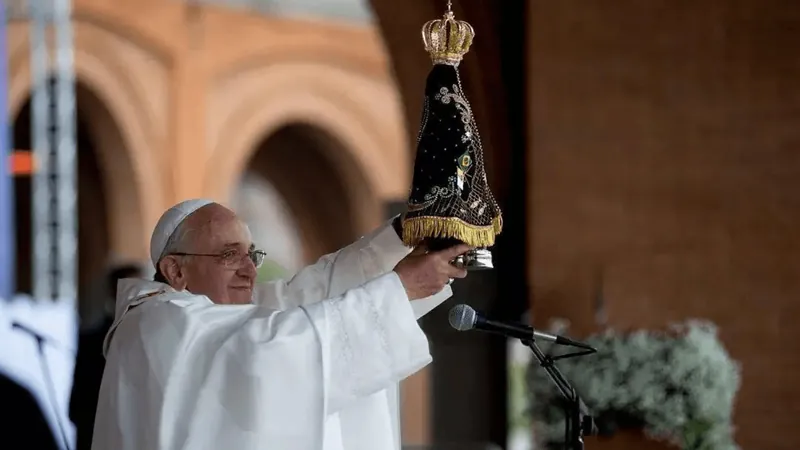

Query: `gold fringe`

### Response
(401, 214, 503, 247)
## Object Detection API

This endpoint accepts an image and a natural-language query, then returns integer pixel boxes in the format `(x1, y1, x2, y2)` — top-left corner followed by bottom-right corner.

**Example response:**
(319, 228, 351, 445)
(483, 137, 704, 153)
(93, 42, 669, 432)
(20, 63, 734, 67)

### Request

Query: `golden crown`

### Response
(421, 1, 474, 66)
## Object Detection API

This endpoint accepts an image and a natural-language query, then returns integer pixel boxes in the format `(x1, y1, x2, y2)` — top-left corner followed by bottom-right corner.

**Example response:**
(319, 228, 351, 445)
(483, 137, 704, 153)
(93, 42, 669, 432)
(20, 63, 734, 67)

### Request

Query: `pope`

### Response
(91, 199, 469, 450)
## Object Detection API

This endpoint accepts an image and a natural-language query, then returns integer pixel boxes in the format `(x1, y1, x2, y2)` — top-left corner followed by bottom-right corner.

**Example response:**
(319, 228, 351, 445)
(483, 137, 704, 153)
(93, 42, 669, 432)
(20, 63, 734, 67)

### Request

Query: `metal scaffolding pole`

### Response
(29, 0, 51, 300)
(53, 0, 78, 303)
(28, 0, 77, 303)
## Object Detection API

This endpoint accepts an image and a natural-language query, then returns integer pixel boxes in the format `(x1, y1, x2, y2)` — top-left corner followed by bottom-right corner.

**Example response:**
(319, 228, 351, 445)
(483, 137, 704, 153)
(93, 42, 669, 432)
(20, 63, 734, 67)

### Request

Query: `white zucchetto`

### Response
(149, 199, 215, 268)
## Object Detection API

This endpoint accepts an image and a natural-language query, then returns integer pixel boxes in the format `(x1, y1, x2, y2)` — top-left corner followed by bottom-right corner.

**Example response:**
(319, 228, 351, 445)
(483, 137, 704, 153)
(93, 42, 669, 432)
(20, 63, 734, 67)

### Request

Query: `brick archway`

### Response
(205, 60, 409, 234)
(240, 123, 375, 262)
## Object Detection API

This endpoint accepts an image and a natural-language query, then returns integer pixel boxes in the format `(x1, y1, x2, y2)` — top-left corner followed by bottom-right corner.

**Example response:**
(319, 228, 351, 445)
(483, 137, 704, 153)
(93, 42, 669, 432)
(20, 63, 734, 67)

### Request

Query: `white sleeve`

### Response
(254, 217, 412, 310)
(304, 272, 431, 415)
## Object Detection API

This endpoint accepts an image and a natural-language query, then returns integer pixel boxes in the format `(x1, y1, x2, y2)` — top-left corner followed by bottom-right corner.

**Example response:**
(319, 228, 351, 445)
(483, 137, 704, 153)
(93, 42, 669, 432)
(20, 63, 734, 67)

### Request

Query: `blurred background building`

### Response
(4, 0, 800, 449)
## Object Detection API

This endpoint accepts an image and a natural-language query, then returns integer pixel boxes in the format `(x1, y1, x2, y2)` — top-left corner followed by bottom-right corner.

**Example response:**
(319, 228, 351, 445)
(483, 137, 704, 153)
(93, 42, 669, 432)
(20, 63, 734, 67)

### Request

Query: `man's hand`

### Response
(394, 244, 471, 300)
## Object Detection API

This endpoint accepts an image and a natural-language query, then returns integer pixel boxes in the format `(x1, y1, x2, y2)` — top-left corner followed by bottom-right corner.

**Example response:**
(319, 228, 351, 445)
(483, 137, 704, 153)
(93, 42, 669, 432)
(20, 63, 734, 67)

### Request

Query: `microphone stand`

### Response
(12, 322, 73, 450)
(521, 338, 596, 450)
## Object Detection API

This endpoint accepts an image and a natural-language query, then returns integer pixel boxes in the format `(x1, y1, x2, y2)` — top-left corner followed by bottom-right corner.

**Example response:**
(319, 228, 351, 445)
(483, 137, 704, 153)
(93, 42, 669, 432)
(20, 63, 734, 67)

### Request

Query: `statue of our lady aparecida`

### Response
(401, 1, 503, 270)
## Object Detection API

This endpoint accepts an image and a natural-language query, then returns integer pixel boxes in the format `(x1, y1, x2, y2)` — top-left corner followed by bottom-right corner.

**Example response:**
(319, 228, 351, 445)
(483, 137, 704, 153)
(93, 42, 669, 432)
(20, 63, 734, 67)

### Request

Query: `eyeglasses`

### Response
(171, 248, 268, 269)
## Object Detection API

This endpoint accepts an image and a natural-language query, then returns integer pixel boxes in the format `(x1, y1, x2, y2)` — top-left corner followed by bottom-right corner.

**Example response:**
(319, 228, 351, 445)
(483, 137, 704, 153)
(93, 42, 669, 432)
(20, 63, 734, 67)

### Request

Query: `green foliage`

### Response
(256, 259, 289, 283)
(527, 320, 741, 450)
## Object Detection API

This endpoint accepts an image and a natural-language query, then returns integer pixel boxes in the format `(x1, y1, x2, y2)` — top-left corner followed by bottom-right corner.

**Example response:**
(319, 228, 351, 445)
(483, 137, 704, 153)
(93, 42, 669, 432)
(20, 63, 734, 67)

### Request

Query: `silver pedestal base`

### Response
(453, 248, 493, 271)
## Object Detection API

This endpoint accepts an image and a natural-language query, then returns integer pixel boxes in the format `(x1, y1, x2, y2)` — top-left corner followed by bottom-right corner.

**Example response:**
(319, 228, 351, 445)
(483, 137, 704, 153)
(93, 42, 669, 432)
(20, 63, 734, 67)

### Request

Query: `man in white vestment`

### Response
(92, 199, 470, 450)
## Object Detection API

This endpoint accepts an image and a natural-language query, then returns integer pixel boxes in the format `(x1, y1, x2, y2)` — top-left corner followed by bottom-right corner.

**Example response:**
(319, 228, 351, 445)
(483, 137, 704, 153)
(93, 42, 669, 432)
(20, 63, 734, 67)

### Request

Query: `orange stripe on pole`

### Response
(9, 150, 35, 175)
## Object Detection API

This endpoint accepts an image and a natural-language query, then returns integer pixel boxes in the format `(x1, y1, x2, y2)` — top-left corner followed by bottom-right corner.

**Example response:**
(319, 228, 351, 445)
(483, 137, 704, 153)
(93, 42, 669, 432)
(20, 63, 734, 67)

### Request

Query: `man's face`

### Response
(164, 205, 258, 305)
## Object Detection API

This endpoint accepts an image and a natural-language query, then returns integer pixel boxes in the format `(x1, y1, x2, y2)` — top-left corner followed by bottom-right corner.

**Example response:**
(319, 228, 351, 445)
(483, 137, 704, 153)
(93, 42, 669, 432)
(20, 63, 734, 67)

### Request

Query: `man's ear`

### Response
(159, 256, 187, 290)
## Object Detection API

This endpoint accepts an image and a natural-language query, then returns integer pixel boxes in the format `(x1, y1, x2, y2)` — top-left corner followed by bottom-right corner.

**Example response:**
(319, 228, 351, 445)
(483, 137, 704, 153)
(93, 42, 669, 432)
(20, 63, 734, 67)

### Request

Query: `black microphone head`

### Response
(448, 304, 477, 331)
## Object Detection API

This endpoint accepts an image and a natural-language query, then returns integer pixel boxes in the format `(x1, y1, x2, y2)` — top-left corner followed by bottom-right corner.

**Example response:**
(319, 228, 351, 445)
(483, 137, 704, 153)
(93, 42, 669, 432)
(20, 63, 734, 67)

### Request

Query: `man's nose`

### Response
(238, 257, 258, 279)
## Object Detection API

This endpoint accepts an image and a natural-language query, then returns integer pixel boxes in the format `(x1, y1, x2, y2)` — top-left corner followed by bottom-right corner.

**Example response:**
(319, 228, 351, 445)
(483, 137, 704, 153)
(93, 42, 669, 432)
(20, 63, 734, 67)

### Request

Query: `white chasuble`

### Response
(93, 220, 451, 450)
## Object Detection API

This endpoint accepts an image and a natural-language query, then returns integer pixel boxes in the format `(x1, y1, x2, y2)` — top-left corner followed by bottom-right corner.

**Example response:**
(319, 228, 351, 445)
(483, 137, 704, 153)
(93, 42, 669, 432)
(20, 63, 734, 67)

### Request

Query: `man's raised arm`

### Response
(204, 244, 467, 418)
(178, 257, 458, 416)
(254, 217, 411, 310)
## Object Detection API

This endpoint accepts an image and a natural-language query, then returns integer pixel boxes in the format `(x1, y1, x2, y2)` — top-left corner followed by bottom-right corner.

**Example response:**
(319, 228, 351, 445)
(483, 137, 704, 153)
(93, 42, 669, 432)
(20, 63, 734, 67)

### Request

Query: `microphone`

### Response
(448, 304, 596, 351)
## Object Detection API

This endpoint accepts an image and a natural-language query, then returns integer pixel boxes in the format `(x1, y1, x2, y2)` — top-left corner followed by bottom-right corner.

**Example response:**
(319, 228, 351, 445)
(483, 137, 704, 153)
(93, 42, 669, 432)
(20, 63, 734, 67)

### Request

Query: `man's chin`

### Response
(229, 287, 254, 304)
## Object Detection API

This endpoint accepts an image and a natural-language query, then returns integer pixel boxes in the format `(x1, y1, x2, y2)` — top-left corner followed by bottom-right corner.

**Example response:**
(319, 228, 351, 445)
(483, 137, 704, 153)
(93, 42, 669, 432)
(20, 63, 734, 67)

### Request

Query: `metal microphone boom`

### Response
(448, 304, 598, 450)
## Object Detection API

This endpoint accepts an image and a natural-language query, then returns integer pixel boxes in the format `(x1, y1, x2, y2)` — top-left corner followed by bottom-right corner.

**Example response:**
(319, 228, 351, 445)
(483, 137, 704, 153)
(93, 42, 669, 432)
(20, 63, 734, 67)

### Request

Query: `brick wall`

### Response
(527, 1, 800, 448)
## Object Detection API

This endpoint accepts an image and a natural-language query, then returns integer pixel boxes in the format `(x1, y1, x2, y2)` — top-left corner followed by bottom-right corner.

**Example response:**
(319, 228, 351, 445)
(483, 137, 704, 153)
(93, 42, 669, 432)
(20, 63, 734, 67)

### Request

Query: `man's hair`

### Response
(153, 268, 169, 284)
(153, 219, 195, 284)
